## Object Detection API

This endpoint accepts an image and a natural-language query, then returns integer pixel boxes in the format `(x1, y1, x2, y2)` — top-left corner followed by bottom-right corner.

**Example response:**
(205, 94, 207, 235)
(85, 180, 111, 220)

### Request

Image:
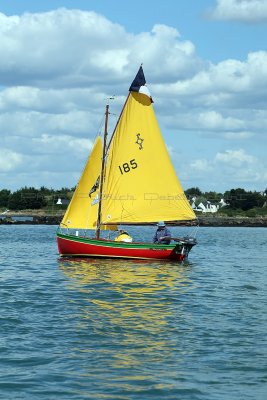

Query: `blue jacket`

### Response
(153, 227, 171, 244)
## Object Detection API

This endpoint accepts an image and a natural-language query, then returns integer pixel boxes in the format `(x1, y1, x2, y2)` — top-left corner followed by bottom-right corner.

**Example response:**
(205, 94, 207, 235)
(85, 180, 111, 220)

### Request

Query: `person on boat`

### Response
(115, 230, 133, 243)
(153, 221, 171, 244)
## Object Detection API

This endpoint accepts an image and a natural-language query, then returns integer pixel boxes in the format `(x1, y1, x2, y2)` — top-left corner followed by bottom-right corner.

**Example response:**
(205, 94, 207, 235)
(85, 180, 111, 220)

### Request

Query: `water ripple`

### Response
(0, 225, 266, 399)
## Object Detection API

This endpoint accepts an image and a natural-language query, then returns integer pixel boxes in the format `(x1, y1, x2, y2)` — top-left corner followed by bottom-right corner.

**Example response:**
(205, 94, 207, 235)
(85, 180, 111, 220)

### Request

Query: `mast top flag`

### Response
(129, 65, 153, 102)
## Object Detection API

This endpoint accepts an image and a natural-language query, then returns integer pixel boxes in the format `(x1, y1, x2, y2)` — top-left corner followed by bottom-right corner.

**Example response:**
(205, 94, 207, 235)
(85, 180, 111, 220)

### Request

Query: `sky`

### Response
(0, 0, 267, 193)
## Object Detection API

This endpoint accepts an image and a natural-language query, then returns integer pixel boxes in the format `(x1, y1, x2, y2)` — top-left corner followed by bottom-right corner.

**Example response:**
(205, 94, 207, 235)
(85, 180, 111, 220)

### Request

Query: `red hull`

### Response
(56, 233, 195, 261)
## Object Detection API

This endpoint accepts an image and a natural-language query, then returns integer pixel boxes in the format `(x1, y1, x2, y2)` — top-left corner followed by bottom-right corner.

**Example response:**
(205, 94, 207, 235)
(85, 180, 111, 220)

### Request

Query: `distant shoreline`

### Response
(197, 216, 267, 227)
(0, 212, 267, 227)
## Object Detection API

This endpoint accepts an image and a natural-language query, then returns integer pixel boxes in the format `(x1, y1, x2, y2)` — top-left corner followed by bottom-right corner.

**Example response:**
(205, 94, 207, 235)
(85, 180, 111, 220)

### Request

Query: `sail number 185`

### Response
(118, 159, 138, 175)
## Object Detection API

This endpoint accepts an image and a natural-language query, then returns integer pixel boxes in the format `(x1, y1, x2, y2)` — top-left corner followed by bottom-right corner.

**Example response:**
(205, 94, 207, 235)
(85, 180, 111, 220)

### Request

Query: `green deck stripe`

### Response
(57, 232, 179, 250)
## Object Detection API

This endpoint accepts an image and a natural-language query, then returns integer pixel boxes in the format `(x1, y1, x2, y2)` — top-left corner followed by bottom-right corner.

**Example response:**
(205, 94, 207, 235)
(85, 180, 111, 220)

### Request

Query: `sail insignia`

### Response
(135, 134, 144, 150)
(89, 176, 100, 197)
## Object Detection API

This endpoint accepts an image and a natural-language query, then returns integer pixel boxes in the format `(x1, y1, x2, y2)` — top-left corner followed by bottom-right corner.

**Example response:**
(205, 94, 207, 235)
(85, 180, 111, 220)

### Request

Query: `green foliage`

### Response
(224, 188, 265, 211)
(0, 189, 11, 207)
(39, 186, 53, 195)
(217, 207, 246, 217)
(217, 206, 267, 217)
(7, 187, 48, 210)
(247, 207, 267, 216)
(55, 187, 73, 197)
(203, 191, 223, 202)
(185, 187, 202, 197)
(246, 209, 257, 217)
(217, 207, 234, 216)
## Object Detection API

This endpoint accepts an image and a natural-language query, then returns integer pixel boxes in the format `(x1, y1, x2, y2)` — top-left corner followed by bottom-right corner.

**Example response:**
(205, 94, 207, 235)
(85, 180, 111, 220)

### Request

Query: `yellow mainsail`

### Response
(60, 136, 102, 229)
(101, 91, 196, 225)
(61, 66, 195, 233)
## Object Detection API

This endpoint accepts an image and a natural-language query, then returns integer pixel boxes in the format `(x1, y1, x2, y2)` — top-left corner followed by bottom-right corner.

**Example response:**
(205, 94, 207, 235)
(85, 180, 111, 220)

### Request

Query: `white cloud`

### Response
(0, 9, 201, 88)
(168, 110, 244, 132)
(215, 149, 256, 166)
(0, 8, 266, 191)
(33, 134, 94, 158)
(185, 149, 266, 190)
(0, 149, 23, 172)
(130, 24, 202, 79)
(223, 131, 254, 139)
(0, 9, 129, 87)
(157, 51, 267, 98)
(155, 51, 267, 142)
(0, 108, 102, 140)
(209, 0, 267, 22)
(197, 111, 243, 130)
(190, 159, 211, 171)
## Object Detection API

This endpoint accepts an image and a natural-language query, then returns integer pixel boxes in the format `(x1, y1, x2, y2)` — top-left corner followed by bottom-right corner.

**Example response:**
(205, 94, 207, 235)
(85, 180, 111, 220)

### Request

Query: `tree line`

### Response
(0, 187, 74, 211)
(184, 187, 266, 216)
(0, 186, 266, 213)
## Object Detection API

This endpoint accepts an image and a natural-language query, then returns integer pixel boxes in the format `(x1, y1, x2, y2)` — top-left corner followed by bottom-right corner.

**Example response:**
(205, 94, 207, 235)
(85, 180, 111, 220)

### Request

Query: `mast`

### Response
(96, 104, 109, 239)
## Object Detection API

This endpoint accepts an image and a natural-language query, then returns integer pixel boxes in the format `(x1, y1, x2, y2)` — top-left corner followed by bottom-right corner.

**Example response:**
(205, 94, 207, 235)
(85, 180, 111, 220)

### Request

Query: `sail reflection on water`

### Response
(58, 258, 195, 370)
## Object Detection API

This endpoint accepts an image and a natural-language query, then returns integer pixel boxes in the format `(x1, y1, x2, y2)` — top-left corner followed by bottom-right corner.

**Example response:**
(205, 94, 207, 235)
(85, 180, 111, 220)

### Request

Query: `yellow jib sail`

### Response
(101, 91, 196, 224)
(60, 136, 102, 230)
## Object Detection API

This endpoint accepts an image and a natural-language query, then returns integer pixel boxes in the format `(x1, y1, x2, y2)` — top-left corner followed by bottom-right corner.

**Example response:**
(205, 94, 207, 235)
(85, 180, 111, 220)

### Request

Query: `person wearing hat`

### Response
(153, 221, 171, 244)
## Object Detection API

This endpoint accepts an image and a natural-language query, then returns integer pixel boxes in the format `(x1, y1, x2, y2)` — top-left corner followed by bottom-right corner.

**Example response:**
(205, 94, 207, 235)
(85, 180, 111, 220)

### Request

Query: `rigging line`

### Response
(190, 222, 199, 238)
(93, 114, 105, 141)
(106, 93, 130, 152)
(92, 97, 115, 142)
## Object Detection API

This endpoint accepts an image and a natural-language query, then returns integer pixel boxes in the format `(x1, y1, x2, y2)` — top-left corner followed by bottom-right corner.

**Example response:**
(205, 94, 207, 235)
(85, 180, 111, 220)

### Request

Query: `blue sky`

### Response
(0, 0, 267, 192)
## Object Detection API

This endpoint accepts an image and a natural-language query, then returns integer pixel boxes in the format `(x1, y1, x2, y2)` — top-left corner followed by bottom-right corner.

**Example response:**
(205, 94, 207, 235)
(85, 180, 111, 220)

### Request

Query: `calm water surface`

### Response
(0, 225, 266, 399)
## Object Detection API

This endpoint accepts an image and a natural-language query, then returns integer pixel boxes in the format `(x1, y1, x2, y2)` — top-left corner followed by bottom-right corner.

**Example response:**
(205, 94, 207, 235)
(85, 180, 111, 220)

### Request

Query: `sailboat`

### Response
(57, 66, 197, 261)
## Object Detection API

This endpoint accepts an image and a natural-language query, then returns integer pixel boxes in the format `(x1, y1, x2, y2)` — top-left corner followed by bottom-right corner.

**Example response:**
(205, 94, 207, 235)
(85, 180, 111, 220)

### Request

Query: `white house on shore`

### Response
(190, 197, 228, 213)
(56, 198, 70, 206)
